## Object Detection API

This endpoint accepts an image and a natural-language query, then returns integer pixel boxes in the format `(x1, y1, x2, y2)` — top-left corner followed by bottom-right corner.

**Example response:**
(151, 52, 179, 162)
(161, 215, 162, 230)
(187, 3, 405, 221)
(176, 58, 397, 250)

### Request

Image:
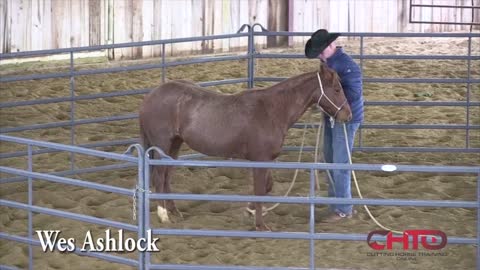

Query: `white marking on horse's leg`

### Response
(157, 206, 171, 223)
(245, 205, 268, 217)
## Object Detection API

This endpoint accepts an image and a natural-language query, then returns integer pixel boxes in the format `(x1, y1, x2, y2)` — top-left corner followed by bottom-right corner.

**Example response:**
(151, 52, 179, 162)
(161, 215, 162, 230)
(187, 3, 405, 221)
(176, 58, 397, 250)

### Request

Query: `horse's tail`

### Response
(139, 120, 152, 158)
(139, 121, 155, 191)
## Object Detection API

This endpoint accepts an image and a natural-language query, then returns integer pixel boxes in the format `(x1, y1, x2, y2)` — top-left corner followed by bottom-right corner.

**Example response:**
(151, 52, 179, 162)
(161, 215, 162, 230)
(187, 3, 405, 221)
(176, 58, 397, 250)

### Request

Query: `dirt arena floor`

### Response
(1, 36, 479, 270)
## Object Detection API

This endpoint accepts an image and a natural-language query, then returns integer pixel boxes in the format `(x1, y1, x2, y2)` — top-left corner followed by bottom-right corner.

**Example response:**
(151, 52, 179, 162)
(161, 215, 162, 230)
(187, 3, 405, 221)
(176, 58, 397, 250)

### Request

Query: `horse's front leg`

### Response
(253, 168, 270, 231)
(246, 170, 272, 217)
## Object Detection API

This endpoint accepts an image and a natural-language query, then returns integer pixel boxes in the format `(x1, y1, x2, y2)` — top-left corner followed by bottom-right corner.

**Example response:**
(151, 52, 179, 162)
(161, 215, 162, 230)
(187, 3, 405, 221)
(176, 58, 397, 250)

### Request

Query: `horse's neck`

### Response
(267, 73, 317, 130)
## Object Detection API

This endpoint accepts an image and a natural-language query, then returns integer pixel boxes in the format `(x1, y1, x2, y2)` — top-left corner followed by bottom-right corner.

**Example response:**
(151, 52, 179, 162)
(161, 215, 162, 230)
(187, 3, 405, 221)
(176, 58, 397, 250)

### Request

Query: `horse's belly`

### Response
(178, 101, 279, 159)
(183, 131, 246, 159)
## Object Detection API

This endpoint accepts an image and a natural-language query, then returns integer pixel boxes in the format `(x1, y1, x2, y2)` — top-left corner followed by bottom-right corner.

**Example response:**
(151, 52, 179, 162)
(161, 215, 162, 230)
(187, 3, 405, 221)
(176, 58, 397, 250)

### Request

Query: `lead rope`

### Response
(248, 117, 405, 233)
(313, 117, 324, 189)
(248, 119, 403, 234)
(343, 123, 402, 234)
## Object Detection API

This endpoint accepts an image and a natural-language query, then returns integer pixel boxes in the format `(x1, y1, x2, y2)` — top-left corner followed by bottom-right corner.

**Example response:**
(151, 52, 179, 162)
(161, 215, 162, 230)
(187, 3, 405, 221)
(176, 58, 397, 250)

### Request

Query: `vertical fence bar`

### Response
(27, 144, 33, 270)
(161, 44, 166, 83)
(358, 36, 364, 148)
(144, 151, 152, 270)
(248, 25, 255, 89)
(136, 145, 146, 270)
(309, 169, 315, 270)
(69, 51, 76, 171)
(466, 36, 472, 149)
(477, 172, 479, 270)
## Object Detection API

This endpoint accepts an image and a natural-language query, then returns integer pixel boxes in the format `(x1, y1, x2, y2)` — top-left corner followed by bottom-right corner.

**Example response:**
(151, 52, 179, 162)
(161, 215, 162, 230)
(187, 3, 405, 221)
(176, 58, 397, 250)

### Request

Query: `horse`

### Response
(139, 64, 352, 231)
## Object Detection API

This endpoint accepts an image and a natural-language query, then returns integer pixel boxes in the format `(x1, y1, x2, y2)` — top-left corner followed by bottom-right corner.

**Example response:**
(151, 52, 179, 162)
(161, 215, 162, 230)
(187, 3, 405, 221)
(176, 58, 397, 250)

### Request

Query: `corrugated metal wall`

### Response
(1, 0, 479, 58)
(289, 0, 480, 44)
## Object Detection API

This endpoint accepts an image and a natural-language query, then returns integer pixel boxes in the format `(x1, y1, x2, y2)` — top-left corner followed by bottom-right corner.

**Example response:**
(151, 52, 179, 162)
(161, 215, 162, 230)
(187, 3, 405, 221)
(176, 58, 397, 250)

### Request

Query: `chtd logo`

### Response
(367, 230, 447, 250)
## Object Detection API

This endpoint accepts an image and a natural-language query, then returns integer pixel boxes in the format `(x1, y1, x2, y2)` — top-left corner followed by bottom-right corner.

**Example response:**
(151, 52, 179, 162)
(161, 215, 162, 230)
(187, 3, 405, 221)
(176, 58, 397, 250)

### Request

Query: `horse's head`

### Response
(313, 64, 352, 122)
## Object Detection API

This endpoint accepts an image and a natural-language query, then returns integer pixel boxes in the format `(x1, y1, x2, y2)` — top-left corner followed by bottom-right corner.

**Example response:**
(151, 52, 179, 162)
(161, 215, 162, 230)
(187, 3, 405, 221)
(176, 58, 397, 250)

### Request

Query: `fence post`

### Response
(477, 172, 479, 269)
(466, 36, 472, 149)
(69, 51, 76, 171)
(130, 144, 146, 270)
(161, 44, 166, 83)
(247, 24, 255, 89)
(125, 143, 147, 269)
(358, 35, 364, 149)
(309, 169, 316, 270)
(143, 149, 152, 270)
(27, 145, 33, 270)
(249, 24, 268, 89)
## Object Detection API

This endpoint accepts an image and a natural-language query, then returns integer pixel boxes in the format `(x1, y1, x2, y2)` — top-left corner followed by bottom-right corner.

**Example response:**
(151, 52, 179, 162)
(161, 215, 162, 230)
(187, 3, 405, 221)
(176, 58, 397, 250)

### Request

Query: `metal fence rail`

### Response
(1, 25, 479, 158)
(0, 135, 145, 270)
(0, 134, 479, 270)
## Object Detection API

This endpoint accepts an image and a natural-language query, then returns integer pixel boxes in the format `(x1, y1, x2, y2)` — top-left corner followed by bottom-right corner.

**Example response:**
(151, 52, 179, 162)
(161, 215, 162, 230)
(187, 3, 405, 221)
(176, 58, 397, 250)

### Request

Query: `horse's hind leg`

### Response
(150, 136, 176, 223)
(164, 137, 183, 217)
(152, 165, 171, 223)
(266, 170, 273, 194)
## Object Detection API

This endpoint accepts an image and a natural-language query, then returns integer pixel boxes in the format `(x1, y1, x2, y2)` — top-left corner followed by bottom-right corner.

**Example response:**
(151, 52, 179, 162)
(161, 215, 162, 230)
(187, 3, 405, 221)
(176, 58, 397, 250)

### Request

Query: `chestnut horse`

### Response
(139, 64, 352, 231)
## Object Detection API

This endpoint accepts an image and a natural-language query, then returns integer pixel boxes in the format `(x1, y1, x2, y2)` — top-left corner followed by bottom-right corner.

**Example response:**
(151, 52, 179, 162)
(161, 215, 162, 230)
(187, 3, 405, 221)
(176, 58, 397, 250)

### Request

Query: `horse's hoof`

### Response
(157, 206, 171, 223)
(166, 201, 184, 219)
(171, 209, 184, 219)
(255, 224, 272, 231)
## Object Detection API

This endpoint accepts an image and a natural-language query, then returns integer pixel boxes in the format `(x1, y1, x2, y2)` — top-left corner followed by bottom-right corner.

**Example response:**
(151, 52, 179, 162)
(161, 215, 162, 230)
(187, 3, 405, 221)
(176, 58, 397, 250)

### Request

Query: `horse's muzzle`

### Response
(336, 107, 352, 123)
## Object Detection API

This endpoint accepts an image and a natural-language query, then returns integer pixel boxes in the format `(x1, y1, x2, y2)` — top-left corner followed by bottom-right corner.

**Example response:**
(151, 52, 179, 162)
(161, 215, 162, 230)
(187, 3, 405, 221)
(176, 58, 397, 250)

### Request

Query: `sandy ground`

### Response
(0, 36, 479, 270)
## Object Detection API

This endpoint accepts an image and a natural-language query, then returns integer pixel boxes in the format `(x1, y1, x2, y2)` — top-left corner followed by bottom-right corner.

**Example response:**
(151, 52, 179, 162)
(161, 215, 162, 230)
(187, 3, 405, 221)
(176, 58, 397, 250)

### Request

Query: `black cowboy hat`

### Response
(304, 29, 341, 59)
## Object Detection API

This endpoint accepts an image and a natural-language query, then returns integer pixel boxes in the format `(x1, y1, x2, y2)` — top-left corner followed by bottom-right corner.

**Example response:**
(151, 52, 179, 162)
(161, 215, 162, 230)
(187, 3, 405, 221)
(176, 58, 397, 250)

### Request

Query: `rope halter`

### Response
(315, 72, 348, 128)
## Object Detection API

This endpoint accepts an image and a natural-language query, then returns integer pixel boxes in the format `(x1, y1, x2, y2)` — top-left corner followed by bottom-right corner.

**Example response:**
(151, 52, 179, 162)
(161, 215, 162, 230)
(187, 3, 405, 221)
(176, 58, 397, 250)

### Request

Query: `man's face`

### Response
(318, 42, 336, 61)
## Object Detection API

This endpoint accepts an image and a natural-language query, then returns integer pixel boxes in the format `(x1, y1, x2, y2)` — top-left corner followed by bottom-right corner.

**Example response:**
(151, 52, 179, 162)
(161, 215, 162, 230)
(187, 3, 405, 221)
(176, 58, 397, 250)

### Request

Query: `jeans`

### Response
(323, 120, 361, 215)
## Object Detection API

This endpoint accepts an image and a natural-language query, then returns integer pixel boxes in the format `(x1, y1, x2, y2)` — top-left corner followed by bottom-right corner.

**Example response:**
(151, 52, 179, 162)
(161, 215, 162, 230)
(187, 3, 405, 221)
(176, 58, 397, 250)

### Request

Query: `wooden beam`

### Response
(1, 0, 11, 53)
(132, 0, 143, 59)
(89, 0, 102, 46)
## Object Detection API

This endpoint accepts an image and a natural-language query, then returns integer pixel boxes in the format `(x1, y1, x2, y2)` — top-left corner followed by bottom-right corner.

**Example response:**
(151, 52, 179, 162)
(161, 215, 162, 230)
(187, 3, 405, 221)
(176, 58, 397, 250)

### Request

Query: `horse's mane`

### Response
(235, 71, 317, 97)
(166, 71, 318, 100)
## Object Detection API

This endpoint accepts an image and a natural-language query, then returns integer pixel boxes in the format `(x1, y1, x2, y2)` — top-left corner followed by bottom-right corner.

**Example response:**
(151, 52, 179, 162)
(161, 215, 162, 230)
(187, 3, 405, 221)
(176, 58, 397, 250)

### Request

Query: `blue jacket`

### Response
(325, 47, 364, 123)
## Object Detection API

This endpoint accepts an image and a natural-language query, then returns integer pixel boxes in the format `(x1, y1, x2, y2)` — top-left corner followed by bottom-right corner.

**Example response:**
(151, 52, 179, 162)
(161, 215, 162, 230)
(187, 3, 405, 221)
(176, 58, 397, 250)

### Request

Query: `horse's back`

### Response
(140, 80, 225, 129)
(156, 80, 224, 97)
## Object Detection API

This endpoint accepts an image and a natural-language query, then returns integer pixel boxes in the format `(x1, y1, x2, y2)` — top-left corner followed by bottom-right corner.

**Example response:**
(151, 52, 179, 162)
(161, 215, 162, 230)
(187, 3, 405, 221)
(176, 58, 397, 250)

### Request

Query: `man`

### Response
(305, 29, 364, 222)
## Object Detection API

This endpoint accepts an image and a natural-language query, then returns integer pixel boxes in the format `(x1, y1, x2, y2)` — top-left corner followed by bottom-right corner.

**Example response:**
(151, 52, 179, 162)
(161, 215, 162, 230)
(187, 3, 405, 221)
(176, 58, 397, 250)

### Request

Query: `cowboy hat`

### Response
(304, 29, 341, 59)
